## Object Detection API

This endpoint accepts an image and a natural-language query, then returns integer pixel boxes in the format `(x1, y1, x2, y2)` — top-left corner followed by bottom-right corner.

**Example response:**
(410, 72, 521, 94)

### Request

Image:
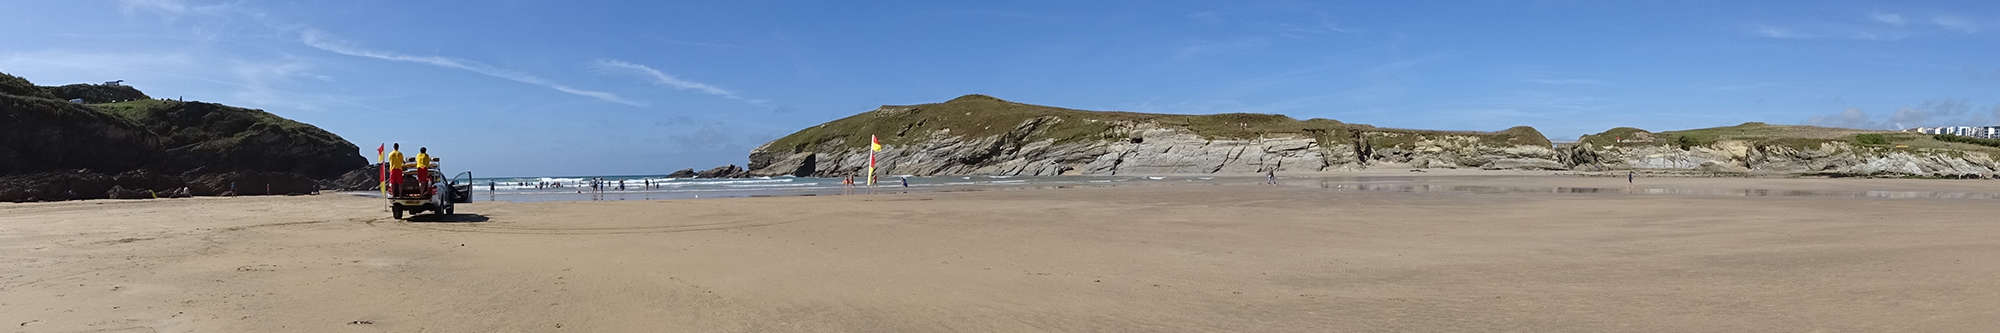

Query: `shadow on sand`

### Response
(404, 213, 491, 223)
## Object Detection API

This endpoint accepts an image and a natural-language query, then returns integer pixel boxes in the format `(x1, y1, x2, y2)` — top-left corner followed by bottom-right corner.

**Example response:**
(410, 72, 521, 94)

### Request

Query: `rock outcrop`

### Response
(695, 165, 748, 178)
(0, 72, 367, 202)
(744, 96, 2000, 179)
(1561, 124, 2000, 177)
(665, 168, 698, 178)
(747, 95, 1560, 177)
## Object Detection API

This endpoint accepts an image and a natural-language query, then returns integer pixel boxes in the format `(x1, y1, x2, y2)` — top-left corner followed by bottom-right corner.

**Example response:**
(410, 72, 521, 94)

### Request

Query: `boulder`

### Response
(112, 170, 186, 192)
(106, 186, 152, 199)
(329, 164, 383, 191)
(0, 170, 116, 202)
(666, 168, 698, 178)
(695, 165, 747, 178)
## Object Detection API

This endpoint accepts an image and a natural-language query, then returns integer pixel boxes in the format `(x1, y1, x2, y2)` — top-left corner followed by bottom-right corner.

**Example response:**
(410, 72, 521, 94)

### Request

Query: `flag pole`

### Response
(376, 143, 387, 197)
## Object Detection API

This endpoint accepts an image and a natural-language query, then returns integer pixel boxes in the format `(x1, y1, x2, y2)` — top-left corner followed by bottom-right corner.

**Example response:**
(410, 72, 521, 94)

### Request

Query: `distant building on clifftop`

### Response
(1907, 126, 2000, 138)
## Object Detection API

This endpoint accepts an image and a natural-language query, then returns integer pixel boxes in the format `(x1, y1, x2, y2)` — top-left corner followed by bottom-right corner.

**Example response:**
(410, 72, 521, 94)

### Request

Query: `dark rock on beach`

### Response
(694, 165, 748, 178)
(328, 164, 384, 191)
(666, 168, 698, 178)
(187, 171, 320, 196)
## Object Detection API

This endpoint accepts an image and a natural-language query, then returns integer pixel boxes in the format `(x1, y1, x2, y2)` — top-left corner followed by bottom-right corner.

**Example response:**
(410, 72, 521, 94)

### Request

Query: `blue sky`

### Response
(4, 1, 1996, 176)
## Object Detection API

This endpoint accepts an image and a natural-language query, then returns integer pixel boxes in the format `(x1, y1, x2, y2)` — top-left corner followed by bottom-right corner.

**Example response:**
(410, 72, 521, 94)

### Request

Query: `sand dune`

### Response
(5, 175, 2000, 331)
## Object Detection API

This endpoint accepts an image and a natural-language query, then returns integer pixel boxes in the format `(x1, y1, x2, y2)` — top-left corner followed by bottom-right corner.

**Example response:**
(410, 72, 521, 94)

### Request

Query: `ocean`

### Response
(459, 174, 1222, 202)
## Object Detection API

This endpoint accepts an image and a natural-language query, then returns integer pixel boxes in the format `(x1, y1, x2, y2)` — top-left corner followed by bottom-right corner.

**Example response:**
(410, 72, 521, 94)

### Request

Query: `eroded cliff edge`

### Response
(746, 95, 2000, 178)
(747, 95, 1562, 177)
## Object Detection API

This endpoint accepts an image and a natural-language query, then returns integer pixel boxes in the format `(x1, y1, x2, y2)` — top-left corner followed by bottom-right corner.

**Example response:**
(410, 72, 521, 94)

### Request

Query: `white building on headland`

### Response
(1907, 126, 2000, 139)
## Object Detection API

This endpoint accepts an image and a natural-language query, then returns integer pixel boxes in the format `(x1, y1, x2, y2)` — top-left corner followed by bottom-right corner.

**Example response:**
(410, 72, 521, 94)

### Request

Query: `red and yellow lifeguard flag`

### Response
(867, 135, 880, 186)
(375, 143, 386, 195)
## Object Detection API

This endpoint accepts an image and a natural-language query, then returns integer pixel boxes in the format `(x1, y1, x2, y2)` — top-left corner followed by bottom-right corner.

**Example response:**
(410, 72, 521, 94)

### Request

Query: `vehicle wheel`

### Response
(392, 207, 403, 220)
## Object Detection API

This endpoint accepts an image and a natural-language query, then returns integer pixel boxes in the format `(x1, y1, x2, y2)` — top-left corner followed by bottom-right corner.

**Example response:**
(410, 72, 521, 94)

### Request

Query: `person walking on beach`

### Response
(1266, 169, 1278, 185)
(387, 143, 406, 192)
(1628, 171, 1634, 184)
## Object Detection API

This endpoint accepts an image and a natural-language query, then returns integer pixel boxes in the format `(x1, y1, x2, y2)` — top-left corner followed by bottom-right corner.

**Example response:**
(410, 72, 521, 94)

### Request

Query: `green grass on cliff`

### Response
(0, 72, 55, 99)
(761, 94, 1550, 154)
(1578, 122, 2000, 154)
(88, 99, 346, 151)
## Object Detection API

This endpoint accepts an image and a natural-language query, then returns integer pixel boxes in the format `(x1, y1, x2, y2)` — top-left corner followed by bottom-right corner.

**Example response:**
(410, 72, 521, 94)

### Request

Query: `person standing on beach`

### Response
(1267, 169, 1278, 185)
(1628, 171, 1634, 183)
(387, 143, 406, 192)
(415, 147, 432, 187)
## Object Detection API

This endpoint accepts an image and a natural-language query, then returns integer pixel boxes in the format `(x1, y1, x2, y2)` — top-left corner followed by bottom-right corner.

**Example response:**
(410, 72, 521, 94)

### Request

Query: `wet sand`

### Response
(5, 175, 2000, 331)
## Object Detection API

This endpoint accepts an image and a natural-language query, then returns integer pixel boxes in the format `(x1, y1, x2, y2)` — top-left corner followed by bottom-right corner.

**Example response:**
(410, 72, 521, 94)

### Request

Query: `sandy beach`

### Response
(6, 174, 2000, 332)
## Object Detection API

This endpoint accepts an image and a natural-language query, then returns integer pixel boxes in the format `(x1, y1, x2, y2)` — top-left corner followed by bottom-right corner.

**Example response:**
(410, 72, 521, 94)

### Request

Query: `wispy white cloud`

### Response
(1932, 16, 1979, 33)
(1849, 31, 1908, 41)
(1711, 82, 1779, 91)
(1752, 25, 1814, 39)
(1869, 12, 1906, 26)
(1365, 55, 1445, 74)
(1525, 78, 1610, 86)
(1749, 23, 1908, 41)
(654, 38, 738, 49)
(219, 57, 378, 112)
(1172, 37, 1271, 61)
(592, 59, 765, 105)
(1807, 100, 1998, 129)
(1187, 11, 1223, 24)
(0, 50, 197, 81)
(299, 29, 642, 106)
(1274, 13, 1350, 39)
(117, 0, 235, 17)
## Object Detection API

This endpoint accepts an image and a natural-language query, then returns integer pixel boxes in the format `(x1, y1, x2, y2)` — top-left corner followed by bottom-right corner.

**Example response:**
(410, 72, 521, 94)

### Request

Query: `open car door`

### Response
(449, 171, 473, 203)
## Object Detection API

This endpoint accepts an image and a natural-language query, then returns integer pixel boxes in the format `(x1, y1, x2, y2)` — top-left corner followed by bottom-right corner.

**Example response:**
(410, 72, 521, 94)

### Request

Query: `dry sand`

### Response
(5, 175, 2000, 332)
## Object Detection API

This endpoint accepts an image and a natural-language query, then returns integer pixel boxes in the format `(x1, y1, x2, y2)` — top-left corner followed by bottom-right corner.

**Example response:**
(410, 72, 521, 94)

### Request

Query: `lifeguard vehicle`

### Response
(388, 157, 472, 220)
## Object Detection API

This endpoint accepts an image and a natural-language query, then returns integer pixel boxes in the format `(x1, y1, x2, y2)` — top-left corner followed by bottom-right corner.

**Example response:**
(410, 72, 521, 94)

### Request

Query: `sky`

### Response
(3, 1, 1996, 176)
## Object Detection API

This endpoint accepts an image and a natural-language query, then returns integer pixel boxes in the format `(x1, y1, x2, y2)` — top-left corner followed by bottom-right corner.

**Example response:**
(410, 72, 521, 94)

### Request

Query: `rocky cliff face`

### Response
(1579, 143, 2000, 177)
(1562, 127, 2000, 177)
(747, 95, 1561, 177)
(0, 72, 367, 202)
(746, 96, 1999, 178)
